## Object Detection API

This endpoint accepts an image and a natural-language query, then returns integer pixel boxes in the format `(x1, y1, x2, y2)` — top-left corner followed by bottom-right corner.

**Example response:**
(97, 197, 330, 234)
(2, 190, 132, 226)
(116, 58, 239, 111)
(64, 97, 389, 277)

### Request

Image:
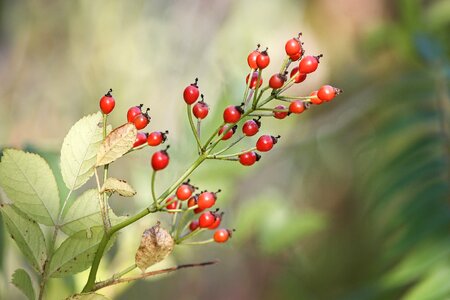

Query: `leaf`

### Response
(67, 293, 110, 300)
(60, 112, 107, 191)
(0, 204, 46, 272)
(60, 189, 124, 235)
(101, 177, 136, 197)
(96, 123, 137, 166)
(0, 149, 60, 225)
(11, 268, 36, 300)
(48, 226, 115, 277)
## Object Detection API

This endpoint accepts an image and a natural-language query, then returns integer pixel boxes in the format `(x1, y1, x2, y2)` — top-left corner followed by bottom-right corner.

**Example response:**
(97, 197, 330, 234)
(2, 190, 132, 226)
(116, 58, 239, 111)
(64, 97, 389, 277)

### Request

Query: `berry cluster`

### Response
(96, 32, 342, 252)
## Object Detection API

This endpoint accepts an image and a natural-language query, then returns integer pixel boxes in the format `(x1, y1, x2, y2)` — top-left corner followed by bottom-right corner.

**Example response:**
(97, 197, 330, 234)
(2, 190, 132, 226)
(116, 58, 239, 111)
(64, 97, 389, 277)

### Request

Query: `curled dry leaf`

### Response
(96, 123, 137, 167)
(135, 222, 174, 271)
(101, 177, 136, 197)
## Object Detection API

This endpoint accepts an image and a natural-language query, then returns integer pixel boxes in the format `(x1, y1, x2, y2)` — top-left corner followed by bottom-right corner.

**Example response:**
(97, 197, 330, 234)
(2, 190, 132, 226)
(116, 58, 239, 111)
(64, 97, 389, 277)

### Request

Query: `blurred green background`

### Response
(0, 0, 449, 299)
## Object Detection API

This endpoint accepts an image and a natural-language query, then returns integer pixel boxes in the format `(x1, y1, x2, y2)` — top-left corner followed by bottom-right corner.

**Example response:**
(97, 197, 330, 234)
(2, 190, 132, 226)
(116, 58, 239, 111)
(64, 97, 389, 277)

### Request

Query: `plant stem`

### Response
(176, 228, 206, 244)
(251, 69, 263, 109)
(187, 105, 202, 153)
(151, 170, 158, 208)
(214, 135, 245, 156)
(95, 168, 110, 231)
(209, 147, 256, 159)
(179, 238, 214, 246)
(92, 261, 218, 292)
(102, 114, 111, 230)
(38, 228, 58, 300)
(113, 264, 137, 279)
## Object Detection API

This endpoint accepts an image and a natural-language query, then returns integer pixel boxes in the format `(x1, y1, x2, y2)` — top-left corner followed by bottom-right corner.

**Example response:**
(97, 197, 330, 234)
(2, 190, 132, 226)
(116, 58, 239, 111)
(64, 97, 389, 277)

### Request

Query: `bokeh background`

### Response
(0, 0, 449, 299)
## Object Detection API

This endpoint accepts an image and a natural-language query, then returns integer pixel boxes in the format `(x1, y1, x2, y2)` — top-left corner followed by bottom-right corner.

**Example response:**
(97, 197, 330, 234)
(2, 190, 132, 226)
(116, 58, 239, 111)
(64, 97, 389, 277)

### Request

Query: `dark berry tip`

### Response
(256, 43, 261, 50)
(255, 153, 261, 161)
(231, 125, 238, 132)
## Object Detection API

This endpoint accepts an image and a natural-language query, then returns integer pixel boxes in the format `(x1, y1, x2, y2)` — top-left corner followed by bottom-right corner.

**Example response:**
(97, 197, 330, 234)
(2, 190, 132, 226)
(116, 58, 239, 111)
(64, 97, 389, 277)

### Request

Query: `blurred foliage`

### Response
(0, 0, 449, 299)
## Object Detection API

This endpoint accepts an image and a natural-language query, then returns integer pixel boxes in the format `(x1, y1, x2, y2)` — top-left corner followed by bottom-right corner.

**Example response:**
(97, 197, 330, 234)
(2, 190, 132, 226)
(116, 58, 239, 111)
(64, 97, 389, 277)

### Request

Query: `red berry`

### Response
(299, 55, 322, 74)
(192, 99, 209, 119)
(214, 229, 231, 243)
(176, 181, 195, 201)
(197, 191, 218, 210)
(188, 195, 204, 214)
(189, 220, 199, 231)
(290, 67, 307, 84)
(289, 100, 305, 114)
(133, 132, 148, 148)
(199, 211, 216, 228)
(317, 85, 341, 102)
(247, 45, 261, 69)
(310, 90, 322, 105)
(151, 147, 170, 171)
(256, 135, 279, 152)
(208, 212, 223, 230)
(269, 73, 286, 89)
(218, 125, 237, 140)
(166, 196, 179, 211)
(273, 105, 289, 119)
(99, 89, 115, 115)
(127, 104, 143, 123)
(147, 130, 168, 147)
(133, 109, 150, 130)
(289, 52, 302, 61)
(223, 105, 243, 123)
(256, 49, 270, 69)
(239, 151, 260, 166)
(246, 71, 263, 89)
(285, 37, 302, 56)
(183, 78, 200, 104)
(242, 119, 261, 136)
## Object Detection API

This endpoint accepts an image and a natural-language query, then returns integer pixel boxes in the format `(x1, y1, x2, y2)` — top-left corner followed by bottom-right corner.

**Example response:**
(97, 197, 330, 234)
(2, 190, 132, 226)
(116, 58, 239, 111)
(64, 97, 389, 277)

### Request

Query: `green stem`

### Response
(251, 69, 263, 109)
(151, 170, 158, 208)
(174, 209, 191, 240)
(187, 105, 202, 152)
(179, 238, 214, 246)
(113, 264, 137, 279)
(176, 228, 206, 244)
(214, 135, 245, 156)
(102, 114, 111, 230)
(209, 147, 257, 159)
(242, 68, 255, 109)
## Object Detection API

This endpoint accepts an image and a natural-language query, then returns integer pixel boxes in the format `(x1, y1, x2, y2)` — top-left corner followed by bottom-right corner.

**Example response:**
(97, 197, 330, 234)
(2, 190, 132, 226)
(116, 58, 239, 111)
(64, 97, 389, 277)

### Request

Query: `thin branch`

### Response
(92, 261, 219, 292)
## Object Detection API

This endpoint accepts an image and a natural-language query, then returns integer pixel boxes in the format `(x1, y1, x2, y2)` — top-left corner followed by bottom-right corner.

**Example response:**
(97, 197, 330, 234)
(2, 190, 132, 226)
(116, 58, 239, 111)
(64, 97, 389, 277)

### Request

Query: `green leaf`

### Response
(0, 149, 60, 225)
(48, 226, 115, 277)
(67, 293, 110, 300)
(96, 123, 137, 166)
(60, 189, 124, 235)
(101, 177, 136, 197)
(11, 268, 36, 300)
(60, 112, 107, 191)
(0, 204, 46, 272)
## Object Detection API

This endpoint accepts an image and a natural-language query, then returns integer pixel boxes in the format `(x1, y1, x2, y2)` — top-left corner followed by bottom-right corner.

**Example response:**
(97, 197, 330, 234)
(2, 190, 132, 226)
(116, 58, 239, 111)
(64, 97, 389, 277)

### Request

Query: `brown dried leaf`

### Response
(135, 222, 174, 271)
(96, 123, 137, 166)
(101, 177, 136, 197)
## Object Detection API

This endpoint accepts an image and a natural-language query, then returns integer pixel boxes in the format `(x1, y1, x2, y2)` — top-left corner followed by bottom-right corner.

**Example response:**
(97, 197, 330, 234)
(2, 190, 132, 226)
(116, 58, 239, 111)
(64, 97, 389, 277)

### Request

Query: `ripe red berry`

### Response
(246, 71, 263, 89)
(214, 229, 232, 243)
(127, 104, 143, 123)
(188, 195, 204, 214)
(247, 45, 261, 69)
(189, 220, 199, 231)
(223, 105, 243, 123)
(289, 52, 302, 61)
(317, 85, 341, 102)
(133, 109, 151, 130)
(147, 130, 168, 147)
(239, 151, 260, 166)
(218, 125, 237, 140)
(299, 55, 322, 74)
(309, 90, 322, 105)
(199, 211, 216, 228)
(256, 49, 270, 69)
(256, 135, 279, 152)
(99, 89, 115, 115)
(192, 98, 209, 119)
(198, 191, 219, 210)
(242, 118, 261, 136)
(176, 181, 195, 201)
(208, 212, 224, 230)
(285, 37, 302, 56)
(165, 196, 179, 211)
(290, 67, 307, 84)
(133, 132, 148, 148)
(269, 73, 286, 89)
(151, 147, 170, 171)
(273, 105, 289, 119)
(289, 100, 306, 114)
(183, 78, 200, 104)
